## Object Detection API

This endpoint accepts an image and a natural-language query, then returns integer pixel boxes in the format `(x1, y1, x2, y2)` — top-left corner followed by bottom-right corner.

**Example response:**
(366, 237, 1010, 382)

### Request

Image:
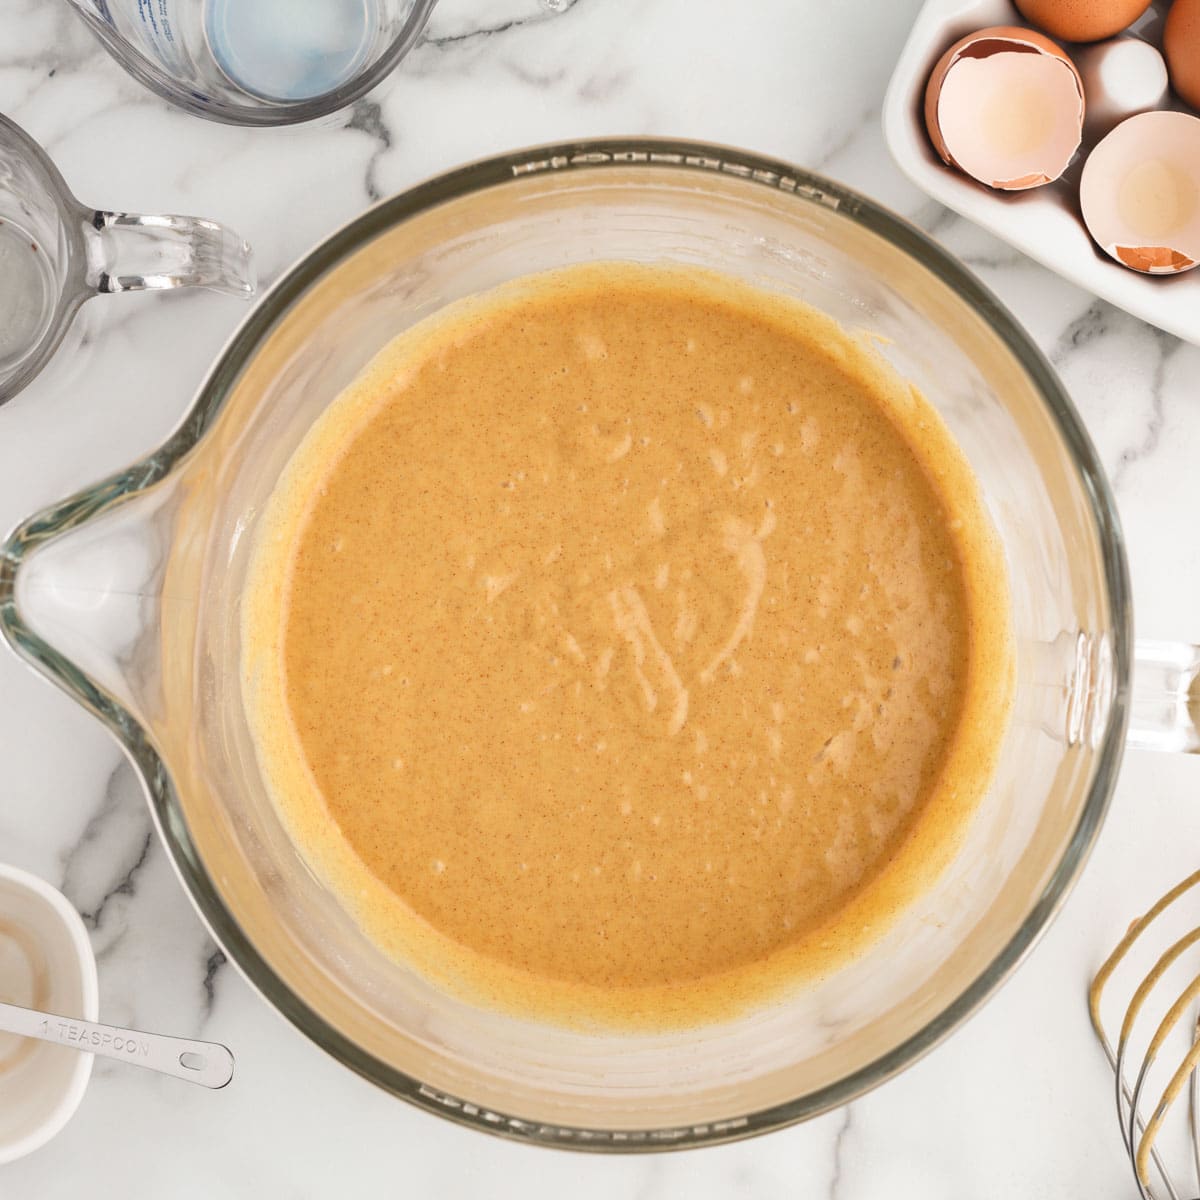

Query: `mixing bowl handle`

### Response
(1128, 640, 1200, 753)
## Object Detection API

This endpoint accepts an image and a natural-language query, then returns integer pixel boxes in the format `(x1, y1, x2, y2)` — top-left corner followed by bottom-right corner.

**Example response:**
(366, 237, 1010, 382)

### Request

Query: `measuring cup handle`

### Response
(82, 210, 255, 299)
(1127, 639, 1200, 754)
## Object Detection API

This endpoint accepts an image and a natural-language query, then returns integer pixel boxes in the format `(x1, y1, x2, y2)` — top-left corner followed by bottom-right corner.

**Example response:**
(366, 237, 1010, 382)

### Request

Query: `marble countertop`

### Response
(3, 1, 1200, 1195)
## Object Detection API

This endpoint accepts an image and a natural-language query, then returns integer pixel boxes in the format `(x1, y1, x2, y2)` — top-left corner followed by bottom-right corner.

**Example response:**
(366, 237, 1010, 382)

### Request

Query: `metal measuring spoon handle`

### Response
(0, 1000, 234, 1088)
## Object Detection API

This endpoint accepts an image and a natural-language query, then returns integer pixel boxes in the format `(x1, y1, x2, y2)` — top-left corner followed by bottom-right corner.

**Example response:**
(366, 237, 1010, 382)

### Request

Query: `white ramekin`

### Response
(0, 863, 98, 1163)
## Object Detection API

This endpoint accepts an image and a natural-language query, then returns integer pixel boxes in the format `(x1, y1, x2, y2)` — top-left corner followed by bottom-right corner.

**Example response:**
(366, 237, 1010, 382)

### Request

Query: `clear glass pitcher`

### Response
(0, 113, 254, 405)
(1, 139, 1194, 1149)
(64, 0, 439, 126)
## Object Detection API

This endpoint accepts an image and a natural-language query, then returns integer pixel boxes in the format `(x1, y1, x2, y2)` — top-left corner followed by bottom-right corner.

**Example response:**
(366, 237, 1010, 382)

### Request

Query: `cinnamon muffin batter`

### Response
(242, 263, 1012, 1026)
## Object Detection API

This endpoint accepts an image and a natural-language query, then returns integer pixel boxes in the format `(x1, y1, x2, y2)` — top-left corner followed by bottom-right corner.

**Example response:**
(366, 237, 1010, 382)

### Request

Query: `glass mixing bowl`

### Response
(5, 138, 1192, 1150)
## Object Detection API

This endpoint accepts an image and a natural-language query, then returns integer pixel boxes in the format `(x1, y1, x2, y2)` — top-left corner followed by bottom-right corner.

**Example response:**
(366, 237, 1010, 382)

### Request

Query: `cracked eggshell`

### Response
(1080, 110, 1200, 273)
(924, 26, 1085, 190)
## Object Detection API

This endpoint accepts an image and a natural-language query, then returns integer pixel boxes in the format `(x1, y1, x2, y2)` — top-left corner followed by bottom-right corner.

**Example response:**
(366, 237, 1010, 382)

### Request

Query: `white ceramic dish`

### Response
(0, 864, 98, 1164)
(883, 0, 1200, 346)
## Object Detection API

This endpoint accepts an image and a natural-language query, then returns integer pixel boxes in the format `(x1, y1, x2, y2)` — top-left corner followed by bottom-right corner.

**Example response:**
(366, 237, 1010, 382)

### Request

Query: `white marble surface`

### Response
(2, 1, 1199, 1195)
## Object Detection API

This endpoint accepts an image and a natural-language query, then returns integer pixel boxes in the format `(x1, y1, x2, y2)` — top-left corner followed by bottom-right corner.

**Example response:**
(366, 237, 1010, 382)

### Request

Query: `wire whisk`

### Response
(1091, 868, 1200, 1199)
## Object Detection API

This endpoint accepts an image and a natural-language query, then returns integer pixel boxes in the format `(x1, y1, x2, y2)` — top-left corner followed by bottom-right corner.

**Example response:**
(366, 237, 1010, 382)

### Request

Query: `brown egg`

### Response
(1014, 0, 1153, 42)
(1166, 0, 1200, 110)
(924, 27, 1085, 190)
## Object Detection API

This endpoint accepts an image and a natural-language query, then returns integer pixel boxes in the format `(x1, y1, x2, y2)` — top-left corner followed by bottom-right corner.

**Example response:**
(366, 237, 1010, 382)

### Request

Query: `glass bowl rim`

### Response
(0, 137, 1133, 1151)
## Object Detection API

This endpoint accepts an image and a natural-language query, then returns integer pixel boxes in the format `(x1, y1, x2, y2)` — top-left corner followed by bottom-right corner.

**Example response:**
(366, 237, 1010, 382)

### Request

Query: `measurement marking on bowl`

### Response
(510, 149, 842, 209)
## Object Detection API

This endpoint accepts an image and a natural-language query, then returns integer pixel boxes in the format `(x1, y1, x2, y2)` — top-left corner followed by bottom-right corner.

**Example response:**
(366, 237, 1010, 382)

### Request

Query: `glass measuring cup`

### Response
(64, 0, 439, 126)
(2, 139, 1196, 1149)
(0, 113, 255, 406)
